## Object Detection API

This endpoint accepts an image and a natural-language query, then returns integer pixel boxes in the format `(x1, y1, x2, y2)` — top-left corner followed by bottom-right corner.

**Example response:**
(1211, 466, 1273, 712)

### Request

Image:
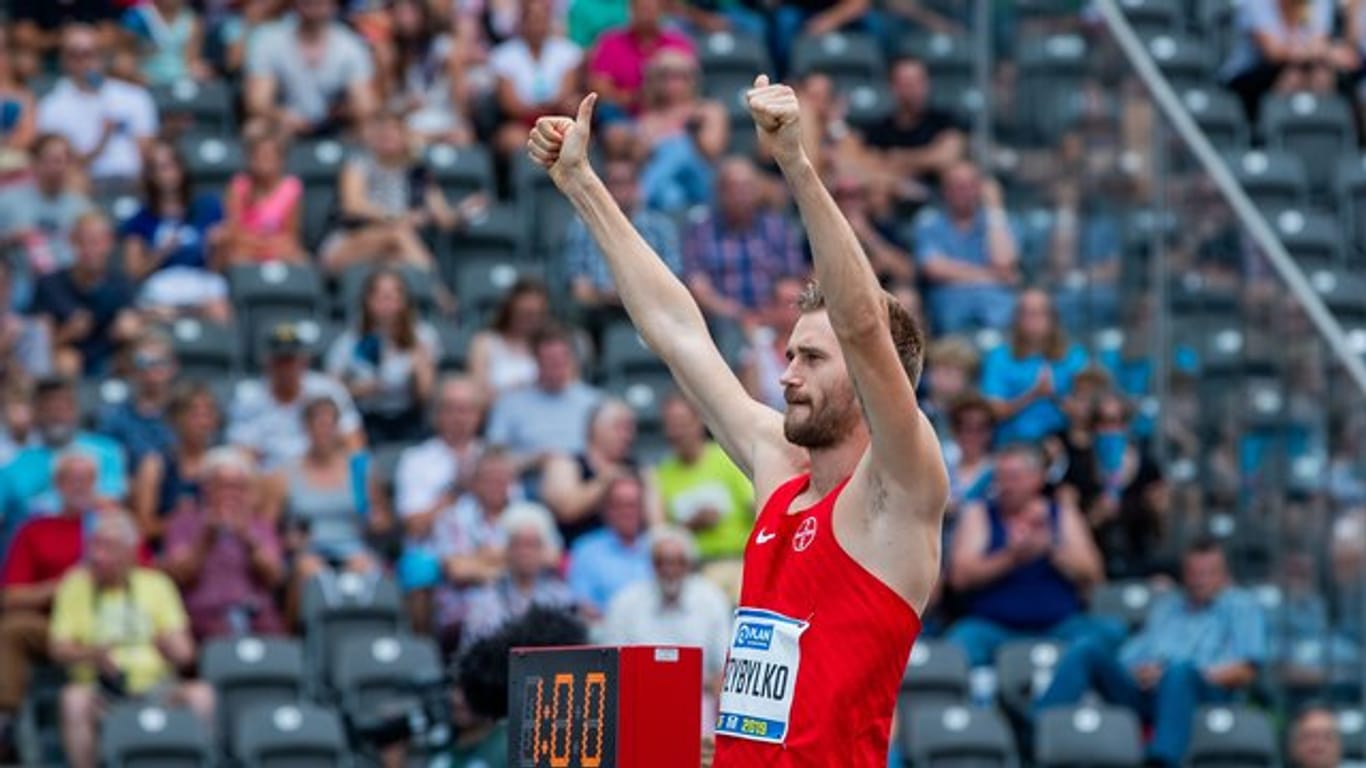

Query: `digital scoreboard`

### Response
(507, 645, 702, 768)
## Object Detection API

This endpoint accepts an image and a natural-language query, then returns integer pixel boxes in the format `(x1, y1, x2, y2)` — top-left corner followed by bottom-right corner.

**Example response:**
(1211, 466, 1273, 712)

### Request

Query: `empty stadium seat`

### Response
(178, 133, 244, 196)
(608, 372, 675, 432)
(845, 83, 894, 133)
(1089, 580, 1159, 631)
(902, 704, 1019, 768)
(1339, 708, 1365, 762)
(1266, 208, 1344, 270)
(288, 139, 351, 186)
(234, 703, 350, 768)
(1227, 149, 1309, 213)
(439, 203, 527, 288)
(166, 317, 238, 378)
(455, 256, 546, 326)
(435, 322, 477, 371)
(1016, 34, 1089, 142)
(152, 79, 234, 134)
(15, 663, 66, 766)
(1333, 156, 1366, 257)
(1119, 0, 1185, 38)
(901, 640, 971, 705)
(425, 143, 494, 200)
(996, 640, 1066, 720)
(1262, 92, 1356, 197)
(1181, 88, 1248, 154)
(301, 571, 405, 695)
(1034, 705, 1144, 768)
(599, 319, 666, 381)
(1185, 705, 1277, 768)
(791, 32, 885, 91)
(100, 703, 212, 768)
(515, 154, 576, 255)
(900, 32, 974, 95)
(202, 636, 306, 758)
(332, 634, 443, 728)
(1196, 0, 1241, 62)
(697, 31, 771, 103)
(1146, 35, 1214, 93)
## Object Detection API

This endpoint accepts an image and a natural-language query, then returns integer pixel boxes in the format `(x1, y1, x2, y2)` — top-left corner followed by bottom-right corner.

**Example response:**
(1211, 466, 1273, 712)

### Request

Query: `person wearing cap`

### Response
(226, 321, 363, 471)
(94, 330, 178, 468)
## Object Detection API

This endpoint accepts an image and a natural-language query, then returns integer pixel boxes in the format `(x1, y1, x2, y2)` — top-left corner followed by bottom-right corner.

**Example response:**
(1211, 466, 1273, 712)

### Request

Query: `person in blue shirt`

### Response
(566, 473, 652, 617)
(913, 161, 1021, 334)
(981, 289, 1089, 445)
(94, 330, 177, 469)
(0, 377, 126, 554)
(1035, 537, 1268, 768)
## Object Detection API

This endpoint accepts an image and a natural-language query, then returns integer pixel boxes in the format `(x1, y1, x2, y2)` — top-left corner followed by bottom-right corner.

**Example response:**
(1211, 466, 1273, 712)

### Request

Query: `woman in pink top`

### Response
(221, 128, 307, 264)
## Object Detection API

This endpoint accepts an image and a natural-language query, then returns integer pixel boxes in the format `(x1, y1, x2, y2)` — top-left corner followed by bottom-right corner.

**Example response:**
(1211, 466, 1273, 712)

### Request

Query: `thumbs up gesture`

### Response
(746, 74, 805, 167)
(528, 93, 599, 188)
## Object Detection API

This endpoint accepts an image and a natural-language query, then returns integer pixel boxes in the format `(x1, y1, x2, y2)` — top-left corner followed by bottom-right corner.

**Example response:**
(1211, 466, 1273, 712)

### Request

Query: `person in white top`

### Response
(394, 375, 487, 530)
(36, 25, 158, 184)
(489, 0, 583, 157)
(599, 525, 732, 732)
(466, 277, 547, 397)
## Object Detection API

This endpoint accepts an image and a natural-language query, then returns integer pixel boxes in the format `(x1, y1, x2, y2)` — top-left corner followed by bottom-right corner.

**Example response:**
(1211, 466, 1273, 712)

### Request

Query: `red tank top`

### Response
(713, 473, 922, 768)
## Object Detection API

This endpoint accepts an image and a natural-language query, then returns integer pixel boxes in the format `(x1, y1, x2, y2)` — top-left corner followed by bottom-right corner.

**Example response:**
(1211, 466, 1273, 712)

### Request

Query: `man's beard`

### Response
(783, 396, 858, 449)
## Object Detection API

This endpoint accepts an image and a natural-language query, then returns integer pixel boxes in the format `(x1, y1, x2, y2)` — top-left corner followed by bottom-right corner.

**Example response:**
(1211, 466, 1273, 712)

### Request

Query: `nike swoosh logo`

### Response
(756, 530, 776, 544)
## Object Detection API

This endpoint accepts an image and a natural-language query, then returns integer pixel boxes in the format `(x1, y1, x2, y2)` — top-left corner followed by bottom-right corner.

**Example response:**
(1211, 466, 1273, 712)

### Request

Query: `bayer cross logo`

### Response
(793, 517, 818, 552)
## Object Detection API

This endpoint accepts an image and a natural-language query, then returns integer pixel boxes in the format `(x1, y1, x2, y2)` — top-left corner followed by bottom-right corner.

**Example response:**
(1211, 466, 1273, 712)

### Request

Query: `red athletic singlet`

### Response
(712, 473, 922, 768)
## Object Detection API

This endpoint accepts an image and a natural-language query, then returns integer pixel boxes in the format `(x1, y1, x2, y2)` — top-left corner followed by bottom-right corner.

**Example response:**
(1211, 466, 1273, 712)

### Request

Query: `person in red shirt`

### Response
(528, 82, 947, 766)
(0, 450, 105, 752)
(586, 0, 693, 117)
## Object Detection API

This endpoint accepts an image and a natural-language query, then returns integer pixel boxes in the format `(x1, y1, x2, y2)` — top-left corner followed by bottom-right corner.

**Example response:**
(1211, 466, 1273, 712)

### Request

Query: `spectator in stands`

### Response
(945, 393, 996, 515)
(0, 260, 52, 383)
(635, 49, 726, 212)
(1220, 0, 1345, 124)
(1058, 390, 1168, 580)
(0, 451, 107, 755)
(914, 161, 1020, 334)
(683, 157, 806, 322)
(740, 275, 804, 411)
(1288, 705, 1344, 768)
(245, 0, 377, 137)
(325, 268, 439, 443)
(923, 337, 979, 434)
(1045, 179, 1121, 332)
(31, 211, 140, 378)
(566, 156, 682, 313)
(862, 57, 966, 189)
(0, 41, 37, 171)
(379, 0, 473, 147)
(461, 503, 575, 649)
(567, 473, 653, 617)
(600, 525, 731, 716)
(789, 72, 862, 175)
(981, 289, 1088, 444)
(227, 322, 364, 471)
(0, 134, 92, 307)
(769, 0, 876, 77)
(490, 0, 584, 157)
(321, 111, 463, 281)
(1330, 509, 1363, 653)
(120, 0, 212, 86)
(95, 331, 178, 469)
(401, 449, 521, 643)
(263, 397, 381, 575)
(654, 394, 753, 564)
(119, 139, 230, 323)
(946, 443, 1107, 667)
(163, 447, 285, 639)
(587, 0, 694, 116)
(396, 376, 487, 530)
(37, 24, 158, 185)
(11, 5, 120, 74)
(1035, 538, 1267, 768)
(50, 510, 213, 768)
(1265, 552, 1357, 691)
(467, 278, 549, 397)
(541, 398, 652, 545)
(220, 126, 308, 264)
(0, 378, 126, 548)
(830, 172, 914, 285)
(486, 326, 602, 471)
(131, 383, 219, 547)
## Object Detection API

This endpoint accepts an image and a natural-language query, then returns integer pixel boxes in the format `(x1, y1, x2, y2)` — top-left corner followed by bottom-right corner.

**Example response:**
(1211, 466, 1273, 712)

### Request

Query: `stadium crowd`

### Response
(0, 0, 1363, 765)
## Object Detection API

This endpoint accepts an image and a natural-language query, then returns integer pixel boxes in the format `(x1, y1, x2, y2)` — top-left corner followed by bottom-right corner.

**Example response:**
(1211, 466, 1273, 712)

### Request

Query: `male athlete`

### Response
(527, 76, 947, 766)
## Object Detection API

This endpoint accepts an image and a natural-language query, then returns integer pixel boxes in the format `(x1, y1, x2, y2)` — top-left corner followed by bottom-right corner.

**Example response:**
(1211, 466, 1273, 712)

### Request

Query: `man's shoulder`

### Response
(103, 78, 153, 103)
(399, 436, 446, 466)
(131, 566, 179, 597)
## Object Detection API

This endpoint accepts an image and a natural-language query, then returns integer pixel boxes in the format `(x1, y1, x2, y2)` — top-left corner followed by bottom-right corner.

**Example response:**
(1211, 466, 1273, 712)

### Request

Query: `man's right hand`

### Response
(528, 93, 598, 188)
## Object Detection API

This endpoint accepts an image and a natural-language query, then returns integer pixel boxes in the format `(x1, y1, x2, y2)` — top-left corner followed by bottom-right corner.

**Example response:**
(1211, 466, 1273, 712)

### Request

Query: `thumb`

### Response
(753, 74, 770, 89)
(576, 92, 598, 128)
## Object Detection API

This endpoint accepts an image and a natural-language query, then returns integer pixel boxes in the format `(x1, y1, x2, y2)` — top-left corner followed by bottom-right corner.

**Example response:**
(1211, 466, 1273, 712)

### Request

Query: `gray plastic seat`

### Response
(1146, 34, 1214, 93)
(1120, 0, 1186, 38)
(791, 32, 885, 92)
(425, 143, 494, 200)
(332, 634, 443, 726)
(1227, 149, 1310, 213)
(287, 139, 351, 187)
(301, 571, 404, 696)
(439, 203, 526, 288)
(515, 154, 576, 255)
(607, 372, 675, 432)
(165, 317, 239, 378)
(202, 636, 306, 759)
(1265, 207, 1344, 270)
(1016, 34, 1089, 142)
(698, 31, 770, 101)
(455, 256, 546, 327)
(1339, 708, 1365, 761)
(1333, 155, 1366, 257)
(1181, 89, 1249, 153)
(1185, 705, 1277, 768)
(996, 639, 1067, 720)
(177, 133, 244, 195)
(901, 640, 971, 705)
(1263, 92, 1356, 196)
(1089, 580, 1159, 632)
(903, 704, 1018, 768)
(599, 319, 667, 381)
(100, 703, 212, 768)
(234, 703, 350, 768)
(335, 264, 437, 325)
(845, 82, 894, 133)
(1035, 705, 1144, 768)
(152, 79, 234, 133)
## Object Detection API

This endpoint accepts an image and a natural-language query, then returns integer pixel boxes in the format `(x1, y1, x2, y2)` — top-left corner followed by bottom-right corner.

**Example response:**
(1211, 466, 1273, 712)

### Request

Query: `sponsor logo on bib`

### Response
(717, 608, 809, 745)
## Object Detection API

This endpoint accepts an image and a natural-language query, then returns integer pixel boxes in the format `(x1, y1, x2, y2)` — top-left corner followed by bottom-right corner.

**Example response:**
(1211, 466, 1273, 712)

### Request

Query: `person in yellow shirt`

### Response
(653, 395, 754, 596)
(48, 509, 213, 768)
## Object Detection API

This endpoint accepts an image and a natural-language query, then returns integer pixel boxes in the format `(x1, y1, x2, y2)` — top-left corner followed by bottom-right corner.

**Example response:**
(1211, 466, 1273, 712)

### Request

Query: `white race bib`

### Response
(716, 607, 808, 745)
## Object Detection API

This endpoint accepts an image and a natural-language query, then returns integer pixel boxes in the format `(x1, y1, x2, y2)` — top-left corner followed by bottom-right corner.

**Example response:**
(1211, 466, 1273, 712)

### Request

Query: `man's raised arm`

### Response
(528, 96, 782, 477)
(746, 77, 947, 511)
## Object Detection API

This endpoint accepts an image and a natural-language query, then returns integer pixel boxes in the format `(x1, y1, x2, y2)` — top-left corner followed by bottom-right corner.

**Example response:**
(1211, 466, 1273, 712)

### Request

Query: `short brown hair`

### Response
(797, 281, 925, 387)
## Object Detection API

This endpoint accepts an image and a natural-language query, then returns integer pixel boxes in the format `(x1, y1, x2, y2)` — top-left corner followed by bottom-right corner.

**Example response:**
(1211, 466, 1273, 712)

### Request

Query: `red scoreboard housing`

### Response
(508, 645, 702, 768)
